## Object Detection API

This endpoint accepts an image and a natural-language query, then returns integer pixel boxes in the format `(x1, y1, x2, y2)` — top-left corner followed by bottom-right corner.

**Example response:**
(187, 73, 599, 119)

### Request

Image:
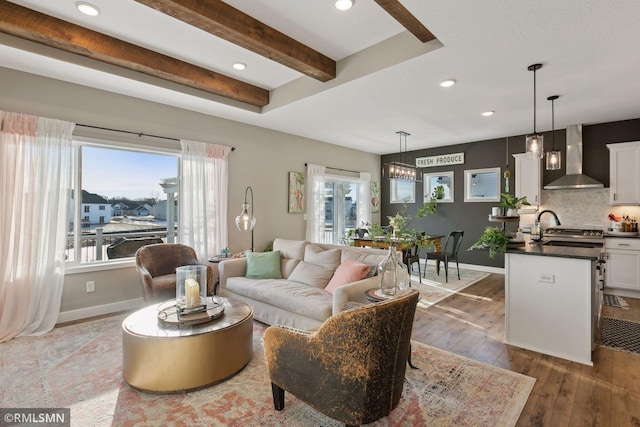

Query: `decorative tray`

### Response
(157, 298, 225, 325)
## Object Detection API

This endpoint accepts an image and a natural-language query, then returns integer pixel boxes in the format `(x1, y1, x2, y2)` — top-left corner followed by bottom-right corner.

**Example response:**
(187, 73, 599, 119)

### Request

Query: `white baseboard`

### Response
(420, 259, 504, 275)
(603, 287, 640, 299)
(57, 298, 144, 324)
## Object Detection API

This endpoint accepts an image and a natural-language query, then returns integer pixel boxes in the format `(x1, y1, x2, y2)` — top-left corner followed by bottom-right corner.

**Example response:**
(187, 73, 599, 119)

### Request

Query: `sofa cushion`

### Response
(281, 258, 300, 279)
(226, 277, 333, 322)
(246, 251, 283, 279)
(304, 244, 342, 270)
(325, 259, 371, 294)
(288, 260, 335, 288)
(273, 239, 308, 260)
(341, 250, 387, 277)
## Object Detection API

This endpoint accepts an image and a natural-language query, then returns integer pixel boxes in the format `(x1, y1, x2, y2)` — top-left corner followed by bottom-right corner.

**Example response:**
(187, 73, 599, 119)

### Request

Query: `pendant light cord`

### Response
(533, 67, 537, 133)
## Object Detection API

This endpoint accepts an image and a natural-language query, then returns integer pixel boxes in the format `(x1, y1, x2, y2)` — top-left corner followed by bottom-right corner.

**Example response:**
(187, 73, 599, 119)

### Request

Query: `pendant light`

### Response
(525, 63, 544, 159)
(545, 95, 561, 170)
(382, 131, 420, 182)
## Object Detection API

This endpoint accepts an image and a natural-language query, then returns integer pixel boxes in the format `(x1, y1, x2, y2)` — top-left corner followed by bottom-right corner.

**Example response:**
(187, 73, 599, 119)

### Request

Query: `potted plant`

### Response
(499, 193, 530, 216)
(468, 226, 509, 258)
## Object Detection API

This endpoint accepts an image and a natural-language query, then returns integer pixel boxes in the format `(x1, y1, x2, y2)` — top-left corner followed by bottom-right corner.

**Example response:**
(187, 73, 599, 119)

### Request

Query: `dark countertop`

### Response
(604, 233, 640, 238)
(506, 242, 602, 261)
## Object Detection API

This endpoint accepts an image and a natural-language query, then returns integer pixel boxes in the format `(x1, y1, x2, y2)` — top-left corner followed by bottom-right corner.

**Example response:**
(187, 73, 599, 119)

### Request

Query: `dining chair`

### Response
(405, 232, 425, 283)
(424, 230, 464, 282)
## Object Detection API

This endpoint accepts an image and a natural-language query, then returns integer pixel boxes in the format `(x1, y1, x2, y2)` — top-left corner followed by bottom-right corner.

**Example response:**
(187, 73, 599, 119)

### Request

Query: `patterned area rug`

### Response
(0, 313, 534, 427)
(600, 317, 640, 355)
(409, 267, 490, 309)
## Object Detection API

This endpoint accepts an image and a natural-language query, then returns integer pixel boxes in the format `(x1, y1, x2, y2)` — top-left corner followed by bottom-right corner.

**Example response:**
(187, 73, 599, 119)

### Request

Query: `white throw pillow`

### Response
(304, 245, 341, 270)
(288, 260, 335, 288)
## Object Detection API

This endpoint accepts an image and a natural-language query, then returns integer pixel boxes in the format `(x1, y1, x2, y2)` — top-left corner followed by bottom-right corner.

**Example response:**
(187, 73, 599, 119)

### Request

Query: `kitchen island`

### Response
(505, 242, 603, 365)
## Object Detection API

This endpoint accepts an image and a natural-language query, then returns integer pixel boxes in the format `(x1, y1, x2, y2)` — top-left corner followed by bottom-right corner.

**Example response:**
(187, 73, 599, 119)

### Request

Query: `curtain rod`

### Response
(304, 163, 360, 175)
(76, 123, 235, 151)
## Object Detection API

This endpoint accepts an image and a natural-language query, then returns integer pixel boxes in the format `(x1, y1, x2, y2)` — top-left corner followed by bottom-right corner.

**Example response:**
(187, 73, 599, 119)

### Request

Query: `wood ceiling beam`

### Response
(134, 0, 336, 82)
(0, 1, 269, 107)
(374, 0, 436, 43)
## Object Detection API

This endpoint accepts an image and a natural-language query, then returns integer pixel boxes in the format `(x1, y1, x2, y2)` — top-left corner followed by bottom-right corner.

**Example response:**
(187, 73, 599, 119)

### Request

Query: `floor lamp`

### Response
(235, 186, 256, 252)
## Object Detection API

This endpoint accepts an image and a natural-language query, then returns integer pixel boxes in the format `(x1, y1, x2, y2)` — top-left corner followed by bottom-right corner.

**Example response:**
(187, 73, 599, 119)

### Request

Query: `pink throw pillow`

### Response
(325, 259, 371, 295)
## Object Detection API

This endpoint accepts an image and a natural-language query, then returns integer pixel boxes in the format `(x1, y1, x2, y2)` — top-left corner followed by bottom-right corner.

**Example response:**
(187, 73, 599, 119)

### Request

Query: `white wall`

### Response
(0, 67, 381, 320)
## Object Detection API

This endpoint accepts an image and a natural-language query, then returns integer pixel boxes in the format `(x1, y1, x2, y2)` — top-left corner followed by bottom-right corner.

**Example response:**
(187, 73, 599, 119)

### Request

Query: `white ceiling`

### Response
(2, 0, 640, 154)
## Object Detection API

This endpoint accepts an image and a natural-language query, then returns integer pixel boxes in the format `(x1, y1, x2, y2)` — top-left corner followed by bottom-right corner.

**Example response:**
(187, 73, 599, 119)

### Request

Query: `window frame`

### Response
(390, 179, 416, 204)
(66, 136, 180, 272)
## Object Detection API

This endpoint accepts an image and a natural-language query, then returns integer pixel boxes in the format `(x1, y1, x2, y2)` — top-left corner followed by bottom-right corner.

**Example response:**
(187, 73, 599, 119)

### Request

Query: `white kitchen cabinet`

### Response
(513, 153, 541, 207)
(604, 238, 640, 291)
(608, 141, 640, 205)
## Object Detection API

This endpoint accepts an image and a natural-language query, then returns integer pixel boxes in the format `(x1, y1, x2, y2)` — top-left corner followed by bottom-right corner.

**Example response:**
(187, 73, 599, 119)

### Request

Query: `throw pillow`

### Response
(304, 245, 342, 270)
(280, 258, 300, 279)
(288, 260, 335, 288)
(325, 259, 371, 295)
(341, 251, 381, 277)
(245, 251, 283, 279)
(273, 238, 308, 260)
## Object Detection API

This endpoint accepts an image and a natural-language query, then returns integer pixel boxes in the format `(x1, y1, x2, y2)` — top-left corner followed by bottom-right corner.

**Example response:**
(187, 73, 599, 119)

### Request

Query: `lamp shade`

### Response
(235, 203, 256, 231)
(545, 150, 561, 170)
(525, 133, 544, 159)
(545, 95, 561, 170)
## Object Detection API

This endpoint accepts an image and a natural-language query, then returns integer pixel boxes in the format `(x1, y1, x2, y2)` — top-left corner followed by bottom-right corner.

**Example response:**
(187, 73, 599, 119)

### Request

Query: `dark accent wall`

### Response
(381, 118, 640, 268)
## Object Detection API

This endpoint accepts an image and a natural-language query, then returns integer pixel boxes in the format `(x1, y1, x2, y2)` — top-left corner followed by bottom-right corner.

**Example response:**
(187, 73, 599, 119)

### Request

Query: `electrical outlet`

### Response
(86, 281, 95, 292)
(538, 273, 555, 283)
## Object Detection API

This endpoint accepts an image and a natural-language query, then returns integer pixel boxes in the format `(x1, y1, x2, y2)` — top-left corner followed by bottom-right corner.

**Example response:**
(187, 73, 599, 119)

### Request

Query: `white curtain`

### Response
(357, 171, 372, 227)
(179, 139, 231, 261)
(305, 163, 327, 242)
(0, 111, 75, 343)
(305, 164, 372, 244)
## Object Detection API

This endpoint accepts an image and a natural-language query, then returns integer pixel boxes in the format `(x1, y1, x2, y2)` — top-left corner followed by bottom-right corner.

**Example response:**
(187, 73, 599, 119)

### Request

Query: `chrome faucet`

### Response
(537, 210, 561, 227)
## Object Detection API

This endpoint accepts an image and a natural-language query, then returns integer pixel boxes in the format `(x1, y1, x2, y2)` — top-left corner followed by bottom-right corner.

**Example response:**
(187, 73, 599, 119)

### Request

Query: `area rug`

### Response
(600, 317, 640, 355)
(0, 313, 534, 427)
(603, 294, 629, 309)
(409, 267, 490, 309)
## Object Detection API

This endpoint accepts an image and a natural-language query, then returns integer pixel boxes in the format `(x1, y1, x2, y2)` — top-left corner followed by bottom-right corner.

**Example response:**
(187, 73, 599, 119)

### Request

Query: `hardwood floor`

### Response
(411, 273, 640, 426)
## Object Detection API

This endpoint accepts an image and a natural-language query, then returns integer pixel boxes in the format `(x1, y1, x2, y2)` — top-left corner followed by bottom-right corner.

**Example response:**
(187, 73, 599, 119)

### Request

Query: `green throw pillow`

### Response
(246, 250, 283, 279)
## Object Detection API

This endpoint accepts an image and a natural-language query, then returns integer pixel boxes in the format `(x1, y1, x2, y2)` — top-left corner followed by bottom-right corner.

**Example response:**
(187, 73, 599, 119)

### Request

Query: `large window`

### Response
(67, 140, 179, 264)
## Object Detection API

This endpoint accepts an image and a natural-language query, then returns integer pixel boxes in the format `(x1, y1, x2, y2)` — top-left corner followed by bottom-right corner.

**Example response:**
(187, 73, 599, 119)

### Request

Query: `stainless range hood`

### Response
(544, 124, 604, 189)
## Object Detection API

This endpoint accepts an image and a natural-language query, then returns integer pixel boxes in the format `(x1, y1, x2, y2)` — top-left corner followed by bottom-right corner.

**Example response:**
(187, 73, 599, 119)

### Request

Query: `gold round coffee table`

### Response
(122, 297, 253, 393)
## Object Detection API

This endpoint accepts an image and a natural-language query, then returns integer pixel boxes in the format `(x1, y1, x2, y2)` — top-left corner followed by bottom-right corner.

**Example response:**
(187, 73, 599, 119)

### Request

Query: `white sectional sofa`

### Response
(218, 238, 396, 330)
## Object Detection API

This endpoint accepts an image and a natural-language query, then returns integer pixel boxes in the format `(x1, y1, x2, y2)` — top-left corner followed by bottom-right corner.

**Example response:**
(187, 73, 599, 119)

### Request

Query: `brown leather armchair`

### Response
(135, 243, 214, 302)
(263, 289, 419, 427)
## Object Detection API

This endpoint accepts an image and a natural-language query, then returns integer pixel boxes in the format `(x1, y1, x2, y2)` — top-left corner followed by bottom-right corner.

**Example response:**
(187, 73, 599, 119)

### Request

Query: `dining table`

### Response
(351, 235, 443, 253)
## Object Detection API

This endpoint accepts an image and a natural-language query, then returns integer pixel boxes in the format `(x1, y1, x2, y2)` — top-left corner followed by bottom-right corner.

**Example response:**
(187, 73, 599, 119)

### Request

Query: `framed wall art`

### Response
(288, 172, 305, 213)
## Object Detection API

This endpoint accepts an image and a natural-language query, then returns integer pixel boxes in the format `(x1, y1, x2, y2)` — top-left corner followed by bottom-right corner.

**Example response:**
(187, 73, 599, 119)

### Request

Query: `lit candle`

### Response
(185, 278, 200, 308)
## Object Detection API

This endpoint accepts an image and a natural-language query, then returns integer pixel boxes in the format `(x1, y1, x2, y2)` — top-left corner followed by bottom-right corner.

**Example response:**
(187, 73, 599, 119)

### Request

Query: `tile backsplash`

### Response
(519, 188, 640, 229)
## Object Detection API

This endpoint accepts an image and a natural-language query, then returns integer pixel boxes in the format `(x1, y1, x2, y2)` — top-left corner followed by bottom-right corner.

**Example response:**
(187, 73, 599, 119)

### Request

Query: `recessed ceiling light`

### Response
(482, 111, 495, 117)
(335, 0, 354, 11)
(439, 79, 456, 88)
(232, 62, 247, 71)
(76, 2, 100, 16)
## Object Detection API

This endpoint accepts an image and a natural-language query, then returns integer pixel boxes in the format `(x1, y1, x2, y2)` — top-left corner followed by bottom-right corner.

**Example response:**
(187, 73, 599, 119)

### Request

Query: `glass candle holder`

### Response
(176, 265, 207, 310)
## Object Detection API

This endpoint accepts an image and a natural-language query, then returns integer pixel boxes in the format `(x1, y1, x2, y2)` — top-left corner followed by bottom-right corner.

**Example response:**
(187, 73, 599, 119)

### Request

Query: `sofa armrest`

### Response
(218, 258, 247, 291)
(331, 276, 379, 315)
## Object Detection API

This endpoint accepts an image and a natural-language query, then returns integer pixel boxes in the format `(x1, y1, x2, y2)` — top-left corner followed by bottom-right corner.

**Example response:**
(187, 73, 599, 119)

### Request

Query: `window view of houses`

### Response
(66, 145, 178, 263)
